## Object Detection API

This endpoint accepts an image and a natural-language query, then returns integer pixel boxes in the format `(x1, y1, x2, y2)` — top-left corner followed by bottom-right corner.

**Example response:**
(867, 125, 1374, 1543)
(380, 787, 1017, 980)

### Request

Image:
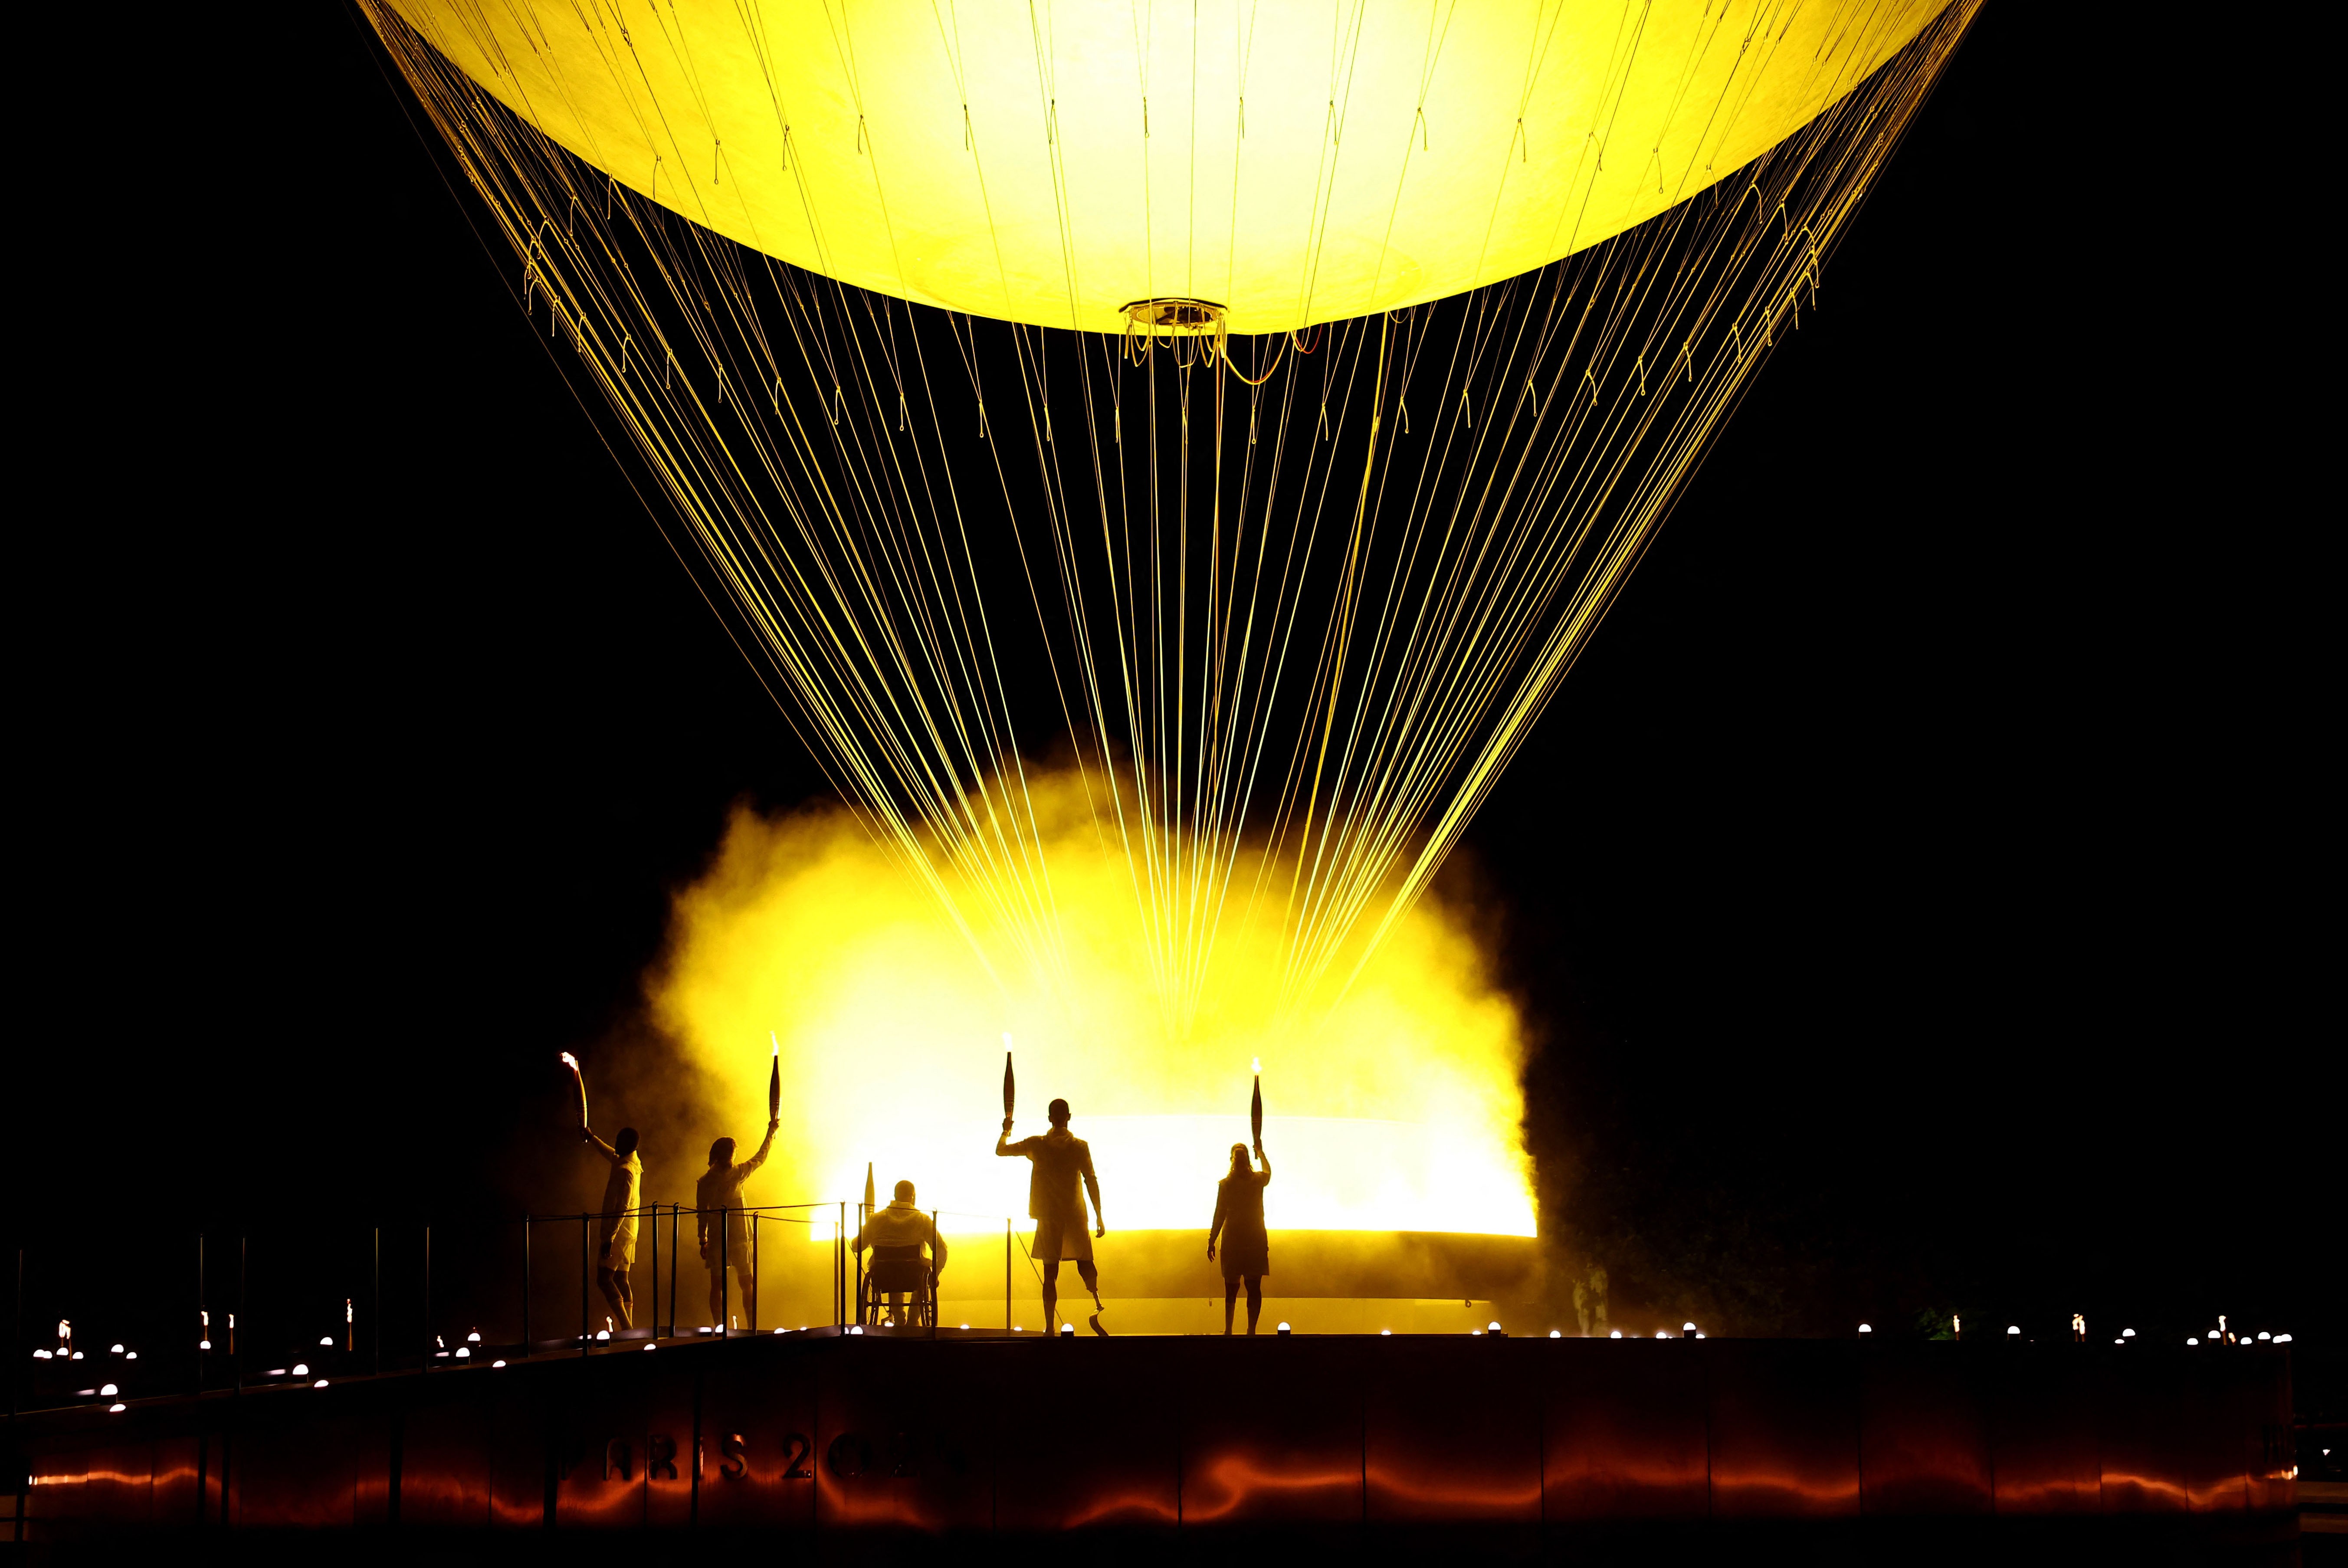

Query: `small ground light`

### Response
(1684, 1322, 1698, 1335)
(110, 1344, 124, 1354)
(108, 1403, 125, 1413)
(2006, 1326, 2020, 1336)
(595, 1330, 610, 1341)
(467, 1332, 481, 1342)
(2188, 1338, 2199, 1346)
(959, 1324, 970, 1331)
(848, 1326, 864, 1335)
(314, 1379, 328, 1389)
(1381, 1329, 1391, 1336)
(199, 1342, 210, 1351)
(2276, 1334, 2293, 1343)
(100, 1383, 118, 1397)
(2257, 1331, 2271, 1341)
(455, 1347, 470, 1359)
(1859, 1323, 1872, 1334)
(319, 1337, 333, 1346)
(125, 1352, 138, 1361)
(1276, 1322, 1292, 1336)
(1059, 1324, 1074, 1336)
(1550, 1330, 1561, 1339)
(2122, 1329, 2136, 1338)
(292, 1363, 309, 1377)
(72, 1352, 83, 1361)
(492, 1360, 507, 1368)
(1610, 1330, 1622, 1339)
(1489, 1321, 1502, 1332)
(1655, 1330, 1667, 1338)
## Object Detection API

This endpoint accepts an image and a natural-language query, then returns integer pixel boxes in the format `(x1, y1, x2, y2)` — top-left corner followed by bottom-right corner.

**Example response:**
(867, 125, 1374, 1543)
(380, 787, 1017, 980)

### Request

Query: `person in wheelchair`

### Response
(853, 1180, 948, 1327)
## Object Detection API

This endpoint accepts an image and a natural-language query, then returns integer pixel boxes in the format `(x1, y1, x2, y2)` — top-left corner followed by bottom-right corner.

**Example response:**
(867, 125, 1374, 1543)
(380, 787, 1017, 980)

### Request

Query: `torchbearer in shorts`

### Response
(697, 1119, 779, 1328)
(996, 1097, 1106, 1334)
(584, 1125, 643, 1330)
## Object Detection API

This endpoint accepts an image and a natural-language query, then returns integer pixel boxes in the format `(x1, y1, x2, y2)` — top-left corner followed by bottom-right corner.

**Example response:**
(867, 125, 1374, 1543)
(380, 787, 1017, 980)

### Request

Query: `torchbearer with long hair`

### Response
(1210, 1060, 1273, 1334)
(696, 1107, 779, 1330)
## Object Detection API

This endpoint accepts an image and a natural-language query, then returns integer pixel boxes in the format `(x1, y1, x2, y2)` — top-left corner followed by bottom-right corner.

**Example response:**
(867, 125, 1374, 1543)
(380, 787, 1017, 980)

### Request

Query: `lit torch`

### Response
(1002, 1033, 1016, 1130)
(1250, 1056, 1263, 1149)
(560, 1052, 587, 1132)
(767, 1032, 782, 1123)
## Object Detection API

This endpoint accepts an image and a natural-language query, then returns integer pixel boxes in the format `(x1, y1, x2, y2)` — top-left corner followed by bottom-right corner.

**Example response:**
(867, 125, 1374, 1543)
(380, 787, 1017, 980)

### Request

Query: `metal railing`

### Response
(7, 1198, 1053, 1420)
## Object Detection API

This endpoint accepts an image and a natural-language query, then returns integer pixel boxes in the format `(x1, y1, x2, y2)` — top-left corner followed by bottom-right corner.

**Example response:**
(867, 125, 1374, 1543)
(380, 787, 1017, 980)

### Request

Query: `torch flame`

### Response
(1252, 1056, 1260, 1074)
(770, 1031, 780, 1058)
(560, 1052, 580, 1072)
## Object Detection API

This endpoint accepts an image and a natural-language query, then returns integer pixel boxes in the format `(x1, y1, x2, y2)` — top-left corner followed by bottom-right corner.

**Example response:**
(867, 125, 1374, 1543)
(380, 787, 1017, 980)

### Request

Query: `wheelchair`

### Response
(857, 1244, 938, 1329)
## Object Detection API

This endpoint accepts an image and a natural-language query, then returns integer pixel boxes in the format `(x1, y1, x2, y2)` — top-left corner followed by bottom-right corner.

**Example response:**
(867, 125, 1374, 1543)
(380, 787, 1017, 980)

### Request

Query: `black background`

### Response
(11, 6, 2331, 1386)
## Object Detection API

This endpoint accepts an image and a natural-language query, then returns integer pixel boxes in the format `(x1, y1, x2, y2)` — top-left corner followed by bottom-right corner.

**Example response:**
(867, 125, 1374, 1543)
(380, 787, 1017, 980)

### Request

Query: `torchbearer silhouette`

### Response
(1210, 1059, 1272, 1334)
(996, 1094, 1106, 1335)
(853, 1179, 948, 1327)
(697, 1110, 778, 1329)
(584, 1127, 642, 1331)
(566, 1053, 642, 1332)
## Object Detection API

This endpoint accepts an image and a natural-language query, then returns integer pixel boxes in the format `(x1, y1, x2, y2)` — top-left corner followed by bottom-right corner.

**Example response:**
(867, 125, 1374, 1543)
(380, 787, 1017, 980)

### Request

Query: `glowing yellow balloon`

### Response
(385, 0, 1951, 333)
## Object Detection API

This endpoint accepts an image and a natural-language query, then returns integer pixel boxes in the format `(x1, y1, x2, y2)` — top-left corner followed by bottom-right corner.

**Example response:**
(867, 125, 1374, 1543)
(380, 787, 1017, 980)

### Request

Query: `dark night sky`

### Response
(13, 7, 2332, 1372)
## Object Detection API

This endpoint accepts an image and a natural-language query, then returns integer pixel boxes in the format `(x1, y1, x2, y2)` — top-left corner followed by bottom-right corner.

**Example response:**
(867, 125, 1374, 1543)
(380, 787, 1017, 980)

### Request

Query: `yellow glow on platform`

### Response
(381, 0, 1952, 334)
(654, 775, 1533, 1237)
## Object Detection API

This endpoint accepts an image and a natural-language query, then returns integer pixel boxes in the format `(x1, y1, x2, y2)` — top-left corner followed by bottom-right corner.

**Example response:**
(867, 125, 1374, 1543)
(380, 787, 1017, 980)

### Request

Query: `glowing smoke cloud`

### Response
(653, 773, 1534, 1238)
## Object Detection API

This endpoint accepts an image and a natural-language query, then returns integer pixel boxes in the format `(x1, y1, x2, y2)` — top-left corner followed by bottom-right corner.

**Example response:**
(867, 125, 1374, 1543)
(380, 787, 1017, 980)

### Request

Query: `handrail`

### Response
(7, 1189, 1053, 1420)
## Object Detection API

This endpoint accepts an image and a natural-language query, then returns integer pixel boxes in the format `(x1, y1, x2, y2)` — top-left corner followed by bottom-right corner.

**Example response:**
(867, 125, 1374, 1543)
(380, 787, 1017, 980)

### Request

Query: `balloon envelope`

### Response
(384, 0, 1952, 332)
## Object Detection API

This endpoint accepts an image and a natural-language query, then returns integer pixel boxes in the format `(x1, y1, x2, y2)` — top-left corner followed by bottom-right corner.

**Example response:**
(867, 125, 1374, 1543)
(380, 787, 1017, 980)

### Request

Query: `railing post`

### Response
(578, 1212, 589, 1358)
(371, 1227, 381, 1377)
(648, 1202, 657, 1342)
(1005, 1219, 1011, 1335)
(718, 1211, 729, 1338)
(750, 1215, 759, 1333)
(13, 1245, 24, 1419)
(194, 1233, 204, 1396)
(423, 1226, 432, 1371)
(234, 1234, 245, 1392)
(853, 1204, 864, 1327)
(521, 1214, 531, 1354)
(932, 1211, 941, 1340)
(668, 1205, 679, 1340)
